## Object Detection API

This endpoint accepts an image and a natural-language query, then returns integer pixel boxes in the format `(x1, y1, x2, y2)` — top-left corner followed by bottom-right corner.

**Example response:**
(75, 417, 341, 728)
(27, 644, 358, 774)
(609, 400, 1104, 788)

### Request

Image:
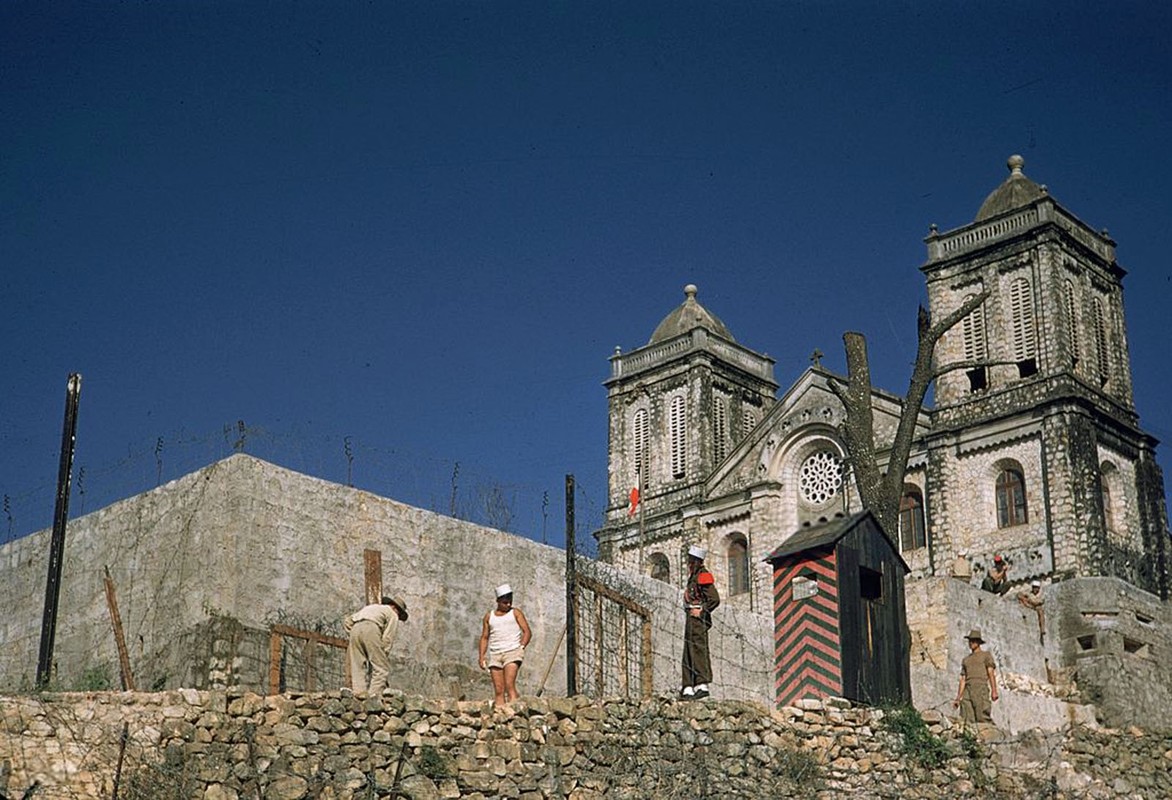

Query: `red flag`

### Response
(628, 487, 640, 517)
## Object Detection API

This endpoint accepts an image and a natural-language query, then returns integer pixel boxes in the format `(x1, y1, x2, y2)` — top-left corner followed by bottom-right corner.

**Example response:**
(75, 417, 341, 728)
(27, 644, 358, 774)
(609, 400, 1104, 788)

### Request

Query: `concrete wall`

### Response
(1047, 577, 1172, 730)
(906, 577, 1097, 734)
(0, 455, 568, 695)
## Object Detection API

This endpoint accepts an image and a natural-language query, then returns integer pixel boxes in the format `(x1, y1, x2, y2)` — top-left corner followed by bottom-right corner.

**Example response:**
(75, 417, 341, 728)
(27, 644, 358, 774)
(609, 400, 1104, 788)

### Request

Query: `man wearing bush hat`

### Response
(681, 544, 720, 700)
(953, 628, 998, 723)
(343, 595, 409, 698)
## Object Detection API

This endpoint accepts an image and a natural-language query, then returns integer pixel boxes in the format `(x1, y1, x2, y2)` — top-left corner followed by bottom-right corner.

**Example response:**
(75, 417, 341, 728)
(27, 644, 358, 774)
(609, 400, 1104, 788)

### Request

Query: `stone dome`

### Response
(975, 155, 1047, 221)
(648, 284, 735, 344)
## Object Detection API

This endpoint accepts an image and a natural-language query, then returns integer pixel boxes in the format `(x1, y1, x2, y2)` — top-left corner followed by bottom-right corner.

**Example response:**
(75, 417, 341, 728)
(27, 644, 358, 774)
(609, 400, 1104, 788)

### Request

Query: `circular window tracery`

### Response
(799, 450, 843, 505)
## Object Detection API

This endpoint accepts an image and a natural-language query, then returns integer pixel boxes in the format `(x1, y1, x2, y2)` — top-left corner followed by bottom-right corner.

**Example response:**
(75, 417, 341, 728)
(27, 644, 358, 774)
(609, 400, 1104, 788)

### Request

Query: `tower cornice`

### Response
(922, 197, 1119, 276)
(605, 327, 777, 390)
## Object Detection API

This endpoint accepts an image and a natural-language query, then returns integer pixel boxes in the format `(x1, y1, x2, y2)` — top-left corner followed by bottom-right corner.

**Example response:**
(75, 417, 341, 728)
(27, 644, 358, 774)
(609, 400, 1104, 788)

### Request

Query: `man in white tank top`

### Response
(478, 583, 532, 706)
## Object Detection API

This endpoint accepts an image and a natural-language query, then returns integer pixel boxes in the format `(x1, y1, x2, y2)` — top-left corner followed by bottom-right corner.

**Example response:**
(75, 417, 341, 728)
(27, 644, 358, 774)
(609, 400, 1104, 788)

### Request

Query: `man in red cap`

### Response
(981, 555, 1010, 595)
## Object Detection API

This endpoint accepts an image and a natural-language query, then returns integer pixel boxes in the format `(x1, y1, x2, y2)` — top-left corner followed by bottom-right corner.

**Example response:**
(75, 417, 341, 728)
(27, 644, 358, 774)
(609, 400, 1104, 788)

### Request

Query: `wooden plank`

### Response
(836, 544, 861, 703)
(594, 591, 603, 694)
(640, 619, 653, 699)
(571, 586, 580, 692)
(619, 610, 629, 698)
(575, 574, 651, 617)
(305, 639, 316, 692)
(774, 550, 843, 708)
(571, 574, 654, 699)
(268, 631, 283, 695)
(102, 566, 136, 691)
(364, 549, 383, 605)
(270, 624, 348, 649)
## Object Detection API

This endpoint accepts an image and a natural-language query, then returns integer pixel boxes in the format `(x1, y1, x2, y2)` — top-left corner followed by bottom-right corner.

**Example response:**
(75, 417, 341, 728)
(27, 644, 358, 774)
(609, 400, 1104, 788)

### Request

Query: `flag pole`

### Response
(637, 468, 645, 576)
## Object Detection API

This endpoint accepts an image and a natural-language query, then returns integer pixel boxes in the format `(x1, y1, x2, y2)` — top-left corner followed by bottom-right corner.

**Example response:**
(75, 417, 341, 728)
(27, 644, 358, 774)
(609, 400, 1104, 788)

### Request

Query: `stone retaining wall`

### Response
(3, 690, 1171, 799)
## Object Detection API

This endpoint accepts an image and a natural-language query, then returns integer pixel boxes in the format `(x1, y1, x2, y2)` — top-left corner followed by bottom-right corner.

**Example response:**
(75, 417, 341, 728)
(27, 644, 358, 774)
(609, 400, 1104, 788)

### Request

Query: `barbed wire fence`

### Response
(564, 476, 774, 704)
(0, 422, 608, 553)
(0, 424, 611, 696)
(4, 428, 775, 705)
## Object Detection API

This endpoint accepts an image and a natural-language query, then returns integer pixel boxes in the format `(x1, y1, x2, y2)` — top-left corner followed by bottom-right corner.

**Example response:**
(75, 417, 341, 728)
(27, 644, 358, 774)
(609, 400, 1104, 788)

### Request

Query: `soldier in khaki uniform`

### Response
(953, 628, 998, 723)
(1017, 580, 1046, 643)
(343, 595, 408, 697)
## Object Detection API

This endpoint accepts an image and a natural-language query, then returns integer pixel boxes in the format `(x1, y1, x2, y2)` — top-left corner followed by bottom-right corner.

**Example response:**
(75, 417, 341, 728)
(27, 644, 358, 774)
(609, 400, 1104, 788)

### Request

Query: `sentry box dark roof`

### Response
(765, 510, 910, 574)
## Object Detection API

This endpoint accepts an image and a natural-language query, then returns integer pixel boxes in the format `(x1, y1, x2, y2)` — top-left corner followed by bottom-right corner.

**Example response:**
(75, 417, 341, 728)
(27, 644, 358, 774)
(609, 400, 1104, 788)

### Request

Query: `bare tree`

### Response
(829, 291, 990, 536)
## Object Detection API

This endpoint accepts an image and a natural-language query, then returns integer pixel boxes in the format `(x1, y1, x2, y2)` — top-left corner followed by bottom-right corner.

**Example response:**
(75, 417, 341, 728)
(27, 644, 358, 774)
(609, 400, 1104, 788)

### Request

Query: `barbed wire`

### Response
(0, 422, 609, 550)
(572, 559, 774, 704)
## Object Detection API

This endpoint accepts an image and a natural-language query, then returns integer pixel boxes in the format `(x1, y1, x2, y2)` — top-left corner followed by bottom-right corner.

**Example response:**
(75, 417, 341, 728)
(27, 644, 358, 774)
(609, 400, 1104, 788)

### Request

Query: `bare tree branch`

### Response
(836, 291, 990, 537)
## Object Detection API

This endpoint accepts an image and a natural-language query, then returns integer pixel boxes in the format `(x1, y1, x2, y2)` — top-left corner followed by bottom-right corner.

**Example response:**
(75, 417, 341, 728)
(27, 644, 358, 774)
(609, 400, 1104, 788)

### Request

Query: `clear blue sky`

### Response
(3, 2, 1170, 547)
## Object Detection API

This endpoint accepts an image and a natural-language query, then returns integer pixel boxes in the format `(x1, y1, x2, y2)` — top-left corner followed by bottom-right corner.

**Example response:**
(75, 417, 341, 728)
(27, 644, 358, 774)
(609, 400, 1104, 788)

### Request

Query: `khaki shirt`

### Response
(961, 649, 996, 684)
(1018, 590, 1044, 610)
(344, 603, 401, 651)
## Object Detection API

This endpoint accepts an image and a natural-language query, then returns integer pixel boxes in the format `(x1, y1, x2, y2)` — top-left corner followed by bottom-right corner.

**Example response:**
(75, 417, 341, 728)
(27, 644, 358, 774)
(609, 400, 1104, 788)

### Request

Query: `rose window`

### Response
(799, 450, 843, 505)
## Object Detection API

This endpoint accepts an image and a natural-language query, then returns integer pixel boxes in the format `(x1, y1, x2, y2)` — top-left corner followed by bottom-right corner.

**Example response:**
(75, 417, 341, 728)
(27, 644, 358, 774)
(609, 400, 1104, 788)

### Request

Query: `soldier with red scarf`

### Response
(681, 544, 720, 699)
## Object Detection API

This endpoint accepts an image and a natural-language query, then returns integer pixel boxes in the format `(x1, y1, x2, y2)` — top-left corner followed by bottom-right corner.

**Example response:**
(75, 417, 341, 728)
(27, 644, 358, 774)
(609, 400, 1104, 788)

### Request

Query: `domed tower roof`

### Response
(975, 155, 1047, 221)
(648, 284, 735, 344)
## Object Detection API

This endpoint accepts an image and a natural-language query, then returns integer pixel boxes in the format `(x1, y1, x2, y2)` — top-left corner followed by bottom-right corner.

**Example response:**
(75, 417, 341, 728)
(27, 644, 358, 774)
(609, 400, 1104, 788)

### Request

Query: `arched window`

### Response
(632, 408, 649, 484)
(648, 552, 670, 583)
(742, 407, 757, 437)
(669, 395, 686, 479)
(1064, 279, 1080, 369)
(961, 292, 988, 391)
(712, 395, 728, 463)
(1091, 297, 1110, 387)
(898, 486, 926, 551)
(996, 467, 1028, 528)
(727, 534, 750, 596)
(1009, 277, 1037, 377)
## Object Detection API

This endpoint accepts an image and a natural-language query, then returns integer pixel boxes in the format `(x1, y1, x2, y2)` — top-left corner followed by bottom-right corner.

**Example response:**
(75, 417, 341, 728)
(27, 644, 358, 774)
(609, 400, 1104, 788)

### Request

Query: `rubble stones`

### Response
(1, 690, 1170, 798)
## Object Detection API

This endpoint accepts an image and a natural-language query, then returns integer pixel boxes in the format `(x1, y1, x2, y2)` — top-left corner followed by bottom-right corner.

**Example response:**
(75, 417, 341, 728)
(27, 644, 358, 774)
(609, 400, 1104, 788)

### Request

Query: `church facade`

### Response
(595, 156, 1170, 613)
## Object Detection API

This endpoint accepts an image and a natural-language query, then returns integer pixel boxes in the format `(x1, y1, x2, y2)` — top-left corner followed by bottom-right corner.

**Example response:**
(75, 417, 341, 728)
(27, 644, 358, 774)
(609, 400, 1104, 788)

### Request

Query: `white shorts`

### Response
(487, 646, 524, 669)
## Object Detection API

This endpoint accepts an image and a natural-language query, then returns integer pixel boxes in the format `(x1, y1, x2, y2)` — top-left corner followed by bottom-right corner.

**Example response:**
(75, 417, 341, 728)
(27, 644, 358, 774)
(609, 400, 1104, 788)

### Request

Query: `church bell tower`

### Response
(922, 156, 1168, 596)
(597, 285, 778, 565)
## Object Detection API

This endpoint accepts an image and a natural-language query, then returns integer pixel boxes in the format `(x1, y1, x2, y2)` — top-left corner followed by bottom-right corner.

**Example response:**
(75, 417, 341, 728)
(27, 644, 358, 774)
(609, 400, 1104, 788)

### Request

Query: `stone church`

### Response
(595, 155, 1171, 612)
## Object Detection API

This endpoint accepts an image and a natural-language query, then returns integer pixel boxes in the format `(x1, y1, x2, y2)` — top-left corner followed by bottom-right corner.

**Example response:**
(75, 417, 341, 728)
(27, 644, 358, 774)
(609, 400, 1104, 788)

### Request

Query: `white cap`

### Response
(1031, 580, 1041, 588)
(687, 545, 707, 560)
(958, 550, 968, 557)
(495, 583, 513, 598)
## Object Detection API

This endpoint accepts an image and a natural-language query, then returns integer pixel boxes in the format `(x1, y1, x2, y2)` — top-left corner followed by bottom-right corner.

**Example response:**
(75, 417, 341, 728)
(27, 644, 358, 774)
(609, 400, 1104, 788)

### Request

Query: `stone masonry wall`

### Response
(4, 690, 1172, 800)
(0, 454, 570, 697)
(1049, 578, 1172, 730)
(0, 455, 772, 707)
(906, 576, 1172, 733)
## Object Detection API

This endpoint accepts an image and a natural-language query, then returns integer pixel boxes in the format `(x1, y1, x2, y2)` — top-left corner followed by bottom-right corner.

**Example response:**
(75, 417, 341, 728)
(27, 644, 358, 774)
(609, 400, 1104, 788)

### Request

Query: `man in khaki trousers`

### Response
(343, 595, 408, 697)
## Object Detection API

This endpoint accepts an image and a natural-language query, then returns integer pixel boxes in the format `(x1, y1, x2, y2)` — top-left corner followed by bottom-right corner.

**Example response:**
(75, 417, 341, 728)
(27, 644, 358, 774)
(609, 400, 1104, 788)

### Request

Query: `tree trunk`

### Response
(831, 292, 989, 539)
